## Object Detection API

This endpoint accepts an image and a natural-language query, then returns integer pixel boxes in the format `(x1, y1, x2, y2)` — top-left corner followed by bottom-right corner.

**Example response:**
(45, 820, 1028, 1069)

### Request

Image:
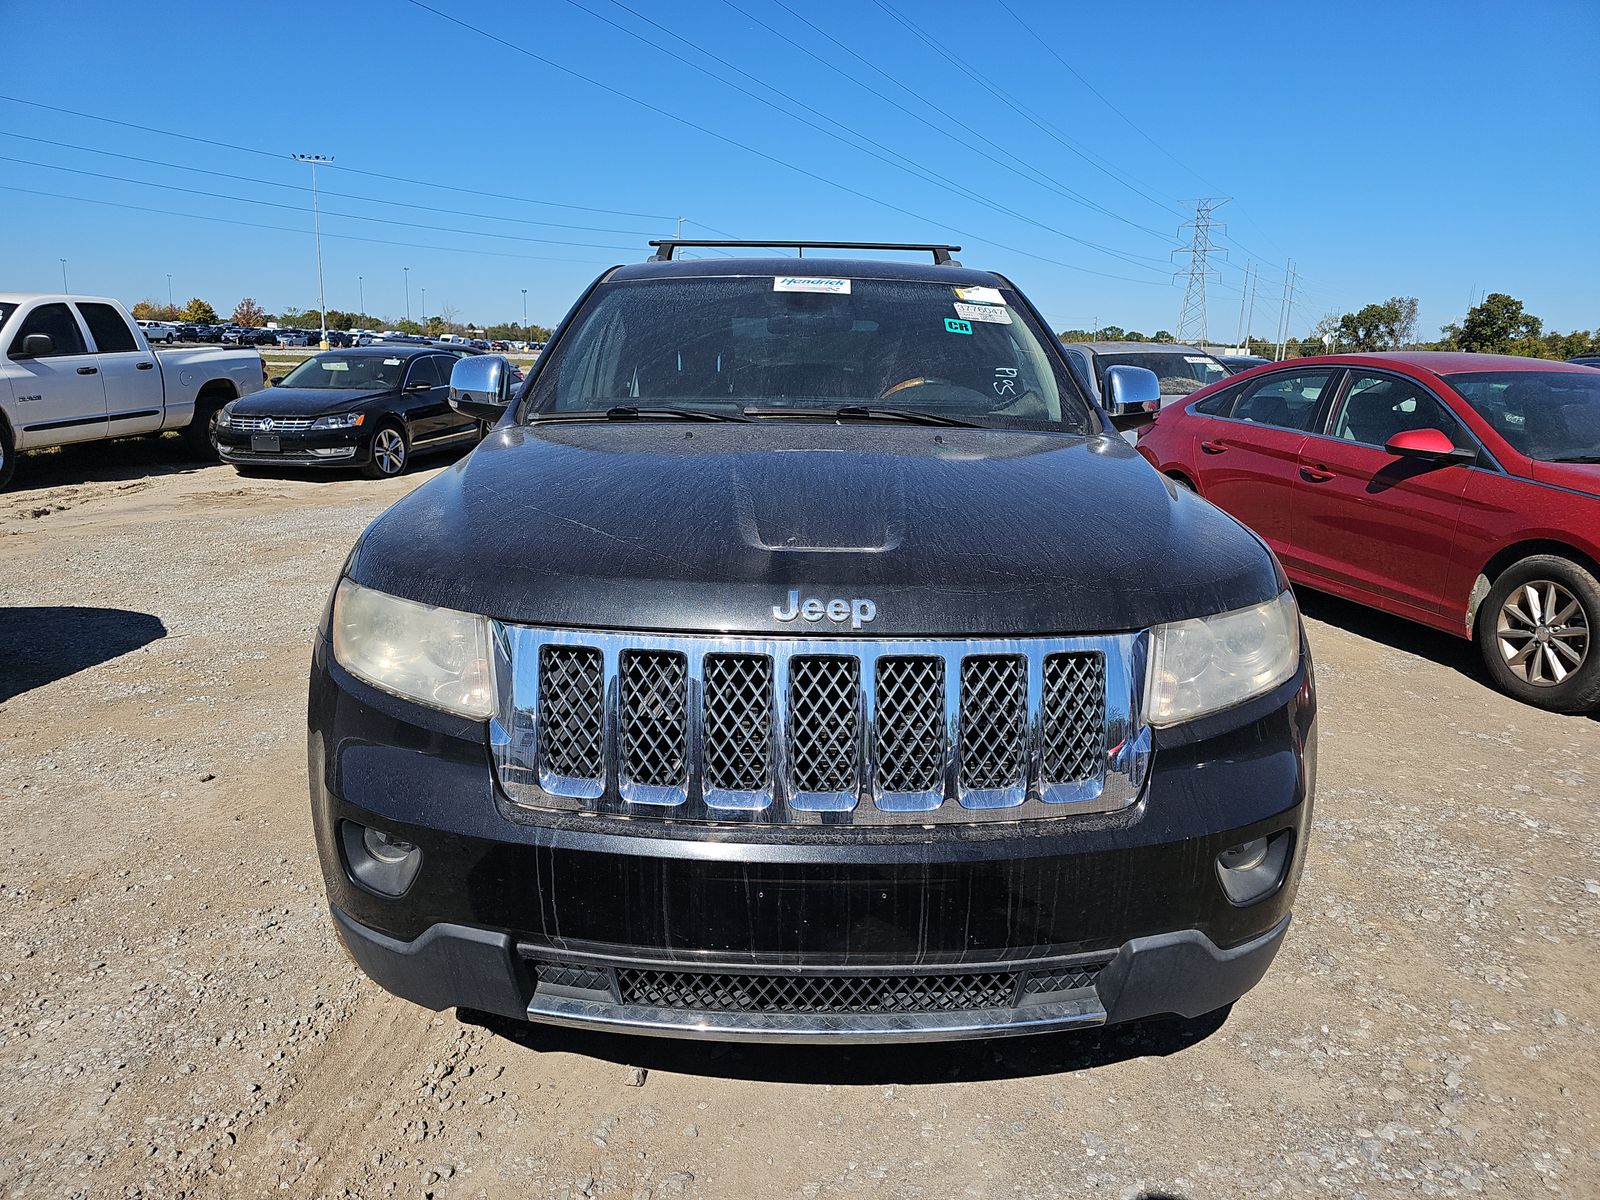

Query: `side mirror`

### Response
(1385, 427, 1474, 463)
(449, 354, 512, 421)
(18, 333, 55, 358)
(1101, 364, 1162, 420)
(407, 379, 434, 392)
(269, 375, 284, 386)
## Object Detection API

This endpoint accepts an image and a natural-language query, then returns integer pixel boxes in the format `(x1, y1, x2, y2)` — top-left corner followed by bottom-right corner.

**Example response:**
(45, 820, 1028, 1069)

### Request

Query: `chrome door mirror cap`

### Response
(1101, 364, 1163, 419)
(449, 354, 512, 421)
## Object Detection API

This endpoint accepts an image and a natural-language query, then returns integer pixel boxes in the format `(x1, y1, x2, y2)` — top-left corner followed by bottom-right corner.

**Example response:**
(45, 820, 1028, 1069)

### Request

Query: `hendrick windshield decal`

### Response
(773, 276, 851, 294)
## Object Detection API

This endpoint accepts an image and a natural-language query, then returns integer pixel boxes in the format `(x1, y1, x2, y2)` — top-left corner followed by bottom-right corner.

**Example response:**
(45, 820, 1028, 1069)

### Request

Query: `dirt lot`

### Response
(2, 437, 1598, 1199)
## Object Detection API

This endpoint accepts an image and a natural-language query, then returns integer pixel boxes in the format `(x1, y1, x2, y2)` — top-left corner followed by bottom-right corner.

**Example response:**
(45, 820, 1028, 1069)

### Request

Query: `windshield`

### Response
(278, 353, 406, 390)
(1098, 351, 1229, 396)
(527, 276, 1093, 432)
(1446, 370, 1600, 462)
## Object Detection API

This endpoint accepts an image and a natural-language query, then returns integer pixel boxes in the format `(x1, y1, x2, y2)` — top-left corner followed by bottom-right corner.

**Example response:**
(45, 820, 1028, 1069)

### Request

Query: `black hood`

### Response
(232, 386, 395, 417)
(347, 423, 1283, 637)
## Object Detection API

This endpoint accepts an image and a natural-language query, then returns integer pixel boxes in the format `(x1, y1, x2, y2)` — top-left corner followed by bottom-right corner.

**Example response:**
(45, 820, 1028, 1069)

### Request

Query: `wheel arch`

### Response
(1466, 539, 1600, 635)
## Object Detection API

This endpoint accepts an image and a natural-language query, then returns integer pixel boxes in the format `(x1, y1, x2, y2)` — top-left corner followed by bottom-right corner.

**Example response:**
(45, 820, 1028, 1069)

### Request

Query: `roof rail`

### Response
(646, 240, 962, 266)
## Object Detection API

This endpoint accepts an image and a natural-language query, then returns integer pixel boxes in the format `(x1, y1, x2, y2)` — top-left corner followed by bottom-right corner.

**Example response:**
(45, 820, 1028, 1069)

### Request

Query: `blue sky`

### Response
(3, 0, 1596, 339)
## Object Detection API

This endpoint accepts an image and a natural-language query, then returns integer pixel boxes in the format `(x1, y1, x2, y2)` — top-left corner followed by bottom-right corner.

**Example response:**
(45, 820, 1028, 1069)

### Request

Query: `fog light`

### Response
(310, 446, 357, 457)
(1219, 838, 1269, 872)
(363, 826, 416, 864)
(1215, 829, 1292, 906)
(341, 820, 422, 897)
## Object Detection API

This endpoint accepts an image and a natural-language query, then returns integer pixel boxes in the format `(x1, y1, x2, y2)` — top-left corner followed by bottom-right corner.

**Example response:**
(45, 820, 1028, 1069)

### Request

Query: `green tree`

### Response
(180, 297, 218, 324)
(232, 298, 268, 327)
(1150, 330, 1174, 343)
(1443, 293, 1543, 353)
(1336, 302, 1404, 351)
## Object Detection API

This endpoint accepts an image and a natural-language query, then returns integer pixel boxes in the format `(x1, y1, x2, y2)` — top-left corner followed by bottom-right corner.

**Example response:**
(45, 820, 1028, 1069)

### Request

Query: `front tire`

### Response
(182, 401, 225, 460)
(0, 421, 16, 492)
(363, 423, 410, 479)
(1476, 555, 1600, 712)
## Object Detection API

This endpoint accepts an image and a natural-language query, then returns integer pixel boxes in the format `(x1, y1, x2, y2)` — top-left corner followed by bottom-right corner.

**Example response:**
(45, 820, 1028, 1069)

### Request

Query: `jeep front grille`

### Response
(490, 627, 1150, 825)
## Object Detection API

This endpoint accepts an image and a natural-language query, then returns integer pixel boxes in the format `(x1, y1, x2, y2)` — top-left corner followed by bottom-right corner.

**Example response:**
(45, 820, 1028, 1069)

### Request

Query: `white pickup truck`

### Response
(0, 293, 265, 490)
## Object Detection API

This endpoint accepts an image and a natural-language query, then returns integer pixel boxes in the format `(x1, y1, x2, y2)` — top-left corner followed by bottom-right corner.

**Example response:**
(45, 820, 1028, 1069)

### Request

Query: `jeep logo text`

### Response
(772, 590, 878, 630)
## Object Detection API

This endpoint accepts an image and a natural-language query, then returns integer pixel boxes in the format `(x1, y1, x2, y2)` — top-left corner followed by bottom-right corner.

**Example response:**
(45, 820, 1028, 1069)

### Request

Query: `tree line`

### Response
(1056, 292, 1597, 361)
(129, 297, 554, 343)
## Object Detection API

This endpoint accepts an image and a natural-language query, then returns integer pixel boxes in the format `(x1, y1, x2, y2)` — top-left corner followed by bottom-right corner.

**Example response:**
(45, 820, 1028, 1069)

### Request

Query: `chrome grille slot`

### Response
(788, 656, 861, 795)
(619, 650, 688, 789)
(873, 656, 945, 793)
(491, 626, 1149, 826)
(1042, 653, 1106, 784)
(958, 655, 1027, 792)
(702, 654, 773, 792)
(229, 415, 314, 432)
(537, 645, 604, 782)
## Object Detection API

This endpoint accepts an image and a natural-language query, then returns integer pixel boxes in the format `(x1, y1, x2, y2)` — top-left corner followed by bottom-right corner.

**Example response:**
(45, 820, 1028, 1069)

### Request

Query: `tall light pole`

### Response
(59, 259, 68, 292)
(421, 287, 427, 333)
(403, 266, 411, 325)
(294, 153, 333, 348)
(358, 275, 365, 323)
(521, 288, 528, 348)
(166, 273, 174, 309)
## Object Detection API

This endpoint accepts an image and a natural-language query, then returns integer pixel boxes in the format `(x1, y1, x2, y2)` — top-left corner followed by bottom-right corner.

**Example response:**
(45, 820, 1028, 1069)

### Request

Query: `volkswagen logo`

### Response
(261, 417, 274, 431)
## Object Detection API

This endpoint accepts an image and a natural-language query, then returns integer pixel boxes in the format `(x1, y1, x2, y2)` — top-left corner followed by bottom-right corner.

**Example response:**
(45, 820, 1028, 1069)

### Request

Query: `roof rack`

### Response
(646, 240, 962, 266)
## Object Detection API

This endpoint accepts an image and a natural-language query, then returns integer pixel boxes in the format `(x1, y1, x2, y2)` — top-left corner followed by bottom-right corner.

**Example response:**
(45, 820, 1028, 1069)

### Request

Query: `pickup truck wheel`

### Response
(363, 423, 410, 479)
(0, 422, 15, 492)
(1476, 555, 1600, 712)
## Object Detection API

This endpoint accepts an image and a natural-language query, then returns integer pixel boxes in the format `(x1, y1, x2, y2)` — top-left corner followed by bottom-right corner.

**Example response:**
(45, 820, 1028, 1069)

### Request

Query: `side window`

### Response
(1331, 373, 1472, 449)
(1230, 370, 1336, 431)
(1062, 348, 1095, 397)
(77, 303, 140, 354)
(8, 303, 88, 359)
(405, 356, 443, 388)
(1191, 380, 1248, 416)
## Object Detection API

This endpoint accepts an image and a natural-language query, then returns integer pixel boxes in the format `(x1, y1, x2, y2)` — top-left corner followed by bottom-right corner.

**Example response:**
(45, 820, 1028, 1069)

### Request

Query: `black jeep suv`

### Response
(309, 241, 1316, 1043)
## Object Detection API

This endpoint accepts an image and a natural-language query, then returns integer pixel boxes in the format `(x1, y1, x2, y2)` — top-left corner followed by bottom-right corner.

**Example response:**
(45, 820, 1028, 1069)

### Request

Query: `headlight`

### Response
(215, 406, 231, 428)
(1145, 591, 1300, 726)
(331, 580, 494, 718)
(312, 412, 366, 429)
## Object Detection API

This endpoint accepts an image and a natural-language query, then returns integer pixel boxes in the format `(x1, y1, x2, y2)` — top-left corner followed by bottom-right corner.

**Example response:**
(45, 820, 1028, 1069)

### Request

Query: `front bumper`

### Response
(216, 424, 369, 467)
(310, 637, 1315, 1042)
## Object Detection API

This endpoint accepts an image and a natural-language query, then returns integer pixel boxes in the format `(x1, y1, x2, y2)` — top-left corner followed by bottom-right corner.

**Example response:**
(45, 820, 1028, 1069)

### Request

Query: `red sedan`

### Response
(1136, 352, 1600, 712)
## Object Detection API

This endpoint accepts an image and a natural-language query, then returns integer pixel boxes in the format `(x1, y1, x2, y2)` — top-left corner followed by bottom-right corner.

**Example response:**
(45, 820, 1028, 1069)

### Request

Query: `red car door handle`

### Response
(1300, 465, 1334, 482)
(1200, 440, 1227, 455)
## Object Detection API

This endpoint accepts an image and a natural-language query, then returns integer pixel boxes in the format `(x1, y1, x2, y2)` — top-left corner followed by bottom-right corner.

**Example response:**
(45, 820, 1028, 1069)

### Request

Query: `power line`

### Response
(0, 93, 677, 222)
(1173, 199, 1228, 344)
(400, 0, 1168, 285)
(0, 154, 642, 252)
(0, 185, 624, 268)
(0, 129, 654, 237)
(560, 0, 1170, 274)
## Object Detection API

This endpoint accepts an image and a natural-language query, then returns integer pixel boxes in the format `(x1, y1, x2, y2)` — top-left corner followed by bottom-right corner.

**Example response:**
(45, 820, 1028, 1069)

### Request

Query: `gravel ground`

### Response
(2, 436, 1597, 1199)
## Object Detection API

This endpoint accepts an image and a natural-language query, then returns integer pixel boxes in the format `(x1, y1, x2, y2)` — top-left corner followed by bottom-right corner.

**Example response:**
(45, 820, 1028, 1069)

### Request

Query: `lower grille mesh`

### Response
(616, 968, 1019, 1014)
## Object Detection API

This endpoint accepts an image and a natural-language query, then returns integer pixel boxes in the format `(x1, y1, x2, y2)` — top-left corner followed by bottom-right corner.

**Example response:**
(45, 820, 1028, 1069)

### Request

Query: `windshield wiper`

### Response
(743, 404, 979, 428)
(528, 405, 744, 424)
(1547, 454, 1600, 463)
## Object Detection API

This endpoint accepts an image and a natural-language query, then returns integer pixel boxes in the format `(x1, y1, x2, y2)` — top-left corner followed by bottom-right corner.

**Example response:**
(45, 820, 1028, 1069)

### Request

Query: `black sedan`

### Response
(214, 346, 482, 478)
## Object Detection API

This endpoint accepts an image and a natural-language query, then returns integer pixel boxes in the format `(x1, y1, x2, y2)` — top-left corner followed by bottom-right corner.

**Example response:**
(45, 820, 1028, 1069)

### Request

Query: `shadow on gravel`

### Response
(1295, 587, 1484, 682)
(459, 1005, 1231, 1085)
(0, 607, 167, 701)
(12, 435, 212, 494)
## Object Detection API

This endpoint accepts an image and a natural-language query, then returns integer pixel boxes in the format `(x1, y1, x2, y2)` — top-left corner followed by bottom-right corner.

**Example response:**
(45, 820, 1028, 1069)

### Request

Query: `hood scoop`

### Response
(734, 450, 905, 553)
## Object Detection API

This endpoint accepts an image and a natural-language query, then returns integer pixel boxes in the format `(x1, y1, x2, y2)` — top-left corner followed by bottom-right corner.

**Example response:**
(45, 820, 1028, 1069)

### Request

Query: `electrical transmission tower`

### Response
(1173, 198, 1229, 346)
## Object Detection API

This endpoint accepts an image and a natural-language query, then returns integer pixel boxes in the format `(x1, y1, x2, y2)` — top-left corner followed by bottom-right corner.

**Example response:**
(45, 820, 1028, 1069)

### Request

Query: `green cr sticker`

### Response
(944, 318, 973, 335)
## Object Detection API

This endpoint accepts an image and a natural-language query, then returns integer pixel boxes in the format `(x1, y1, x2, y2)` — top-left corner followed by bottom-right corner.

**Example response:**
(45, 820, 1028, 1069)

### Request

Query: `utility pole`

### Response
(1235, 263, 1251, 349)
(1246, 268, 1259, 354)
(59, 258, 68, 292)
(1173, 198, 1229, 347)
(294, 154, 333, 348)
(421, 287, 427, 332)
(1273, 259, 1299, 361)
(404, 266, 411, 324)
(166, 273, 174, 309)
(358, 275, 365, 323)
(675, 216, 685, 239)
(521, 288, 528, 347)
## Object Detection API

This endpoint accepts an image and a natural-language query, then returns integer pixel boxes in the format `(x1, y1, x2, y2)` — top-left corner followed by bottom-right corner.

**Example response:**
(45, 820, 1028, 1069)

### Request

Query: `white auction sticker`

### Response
(954, 286, 1004, 305)
(953, 302, 1012, 324)
(1183, 355, 1213, 364)
(774, 276, 851, 294)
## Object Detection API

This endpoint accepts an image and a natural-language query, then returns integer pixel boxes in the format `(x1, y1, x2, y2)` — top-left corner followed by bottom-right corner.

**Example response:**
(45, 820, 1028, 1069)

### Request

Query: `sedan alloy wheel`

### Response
(1495, 579, 1590, 686)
